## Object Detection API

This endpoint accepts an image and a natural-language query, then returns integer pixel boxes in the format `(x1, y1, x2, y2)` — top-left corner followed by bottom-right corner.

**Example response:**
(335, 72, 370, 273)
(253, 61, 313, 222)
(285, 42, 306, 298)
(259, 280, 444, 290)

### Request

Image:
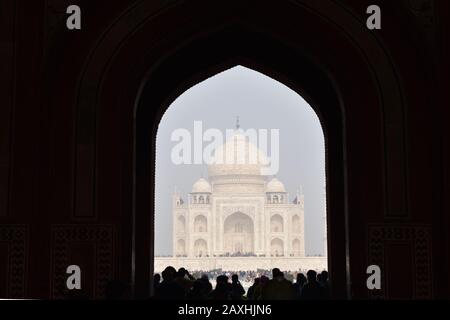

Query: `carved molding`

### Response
(0, 225, 27, 298)
(222, 205, 257, 220)
(368, 225, 432, 299)
(51, 225, 114, 299)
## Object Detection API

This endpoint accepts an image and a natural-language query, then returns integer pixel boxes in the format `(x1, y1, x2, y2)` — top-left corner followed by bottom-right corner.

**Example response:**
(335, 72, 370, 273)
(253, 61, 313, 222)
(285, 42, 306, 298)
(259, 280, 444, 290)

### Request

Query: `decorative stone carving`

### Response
(0, 225, 27, 298)
(368, 225, 432, 299)
(51, 225, 114, 299)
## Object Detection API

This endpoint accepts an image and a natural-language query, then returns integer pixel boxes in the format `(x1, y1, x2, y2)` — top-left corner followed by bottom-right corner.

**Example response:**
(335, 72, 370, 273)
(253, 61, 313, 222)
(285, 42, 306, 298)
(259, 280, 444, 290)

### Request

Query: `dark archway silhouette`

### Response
(135, 27, 348, 298)
(64, 1, 419, 299)
(2, 0, 444, 300)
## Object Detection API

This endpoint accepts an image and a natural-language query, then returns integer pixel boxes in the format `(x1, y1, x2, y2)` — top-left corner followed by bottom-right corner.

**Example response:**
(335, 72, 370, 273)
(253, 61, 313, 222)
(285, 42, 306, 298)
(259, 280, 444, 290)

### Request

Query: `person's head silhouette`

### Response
(317, 273, 323, 282)
(162, 266, 176, 281)
(296, 273, 306, 284)
(154, 273, 161, 284)
(217, 275, 229, 284)
(201, 274, 209, 281)
(306, 270, 317, 282)
(178, 267, 187, 276)
(272, 268, 281, 278)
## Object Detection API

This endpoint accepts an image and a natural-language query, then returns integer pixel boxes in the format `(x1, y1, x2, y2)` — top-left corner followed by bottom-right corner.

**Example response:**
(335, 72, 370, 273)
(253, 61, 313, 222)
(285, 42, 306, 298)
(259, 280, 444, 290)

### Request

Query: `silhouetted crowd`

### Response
(189, 269, 313, 283)
(154, 266, 330, 300)
(190, 270, 267, 283)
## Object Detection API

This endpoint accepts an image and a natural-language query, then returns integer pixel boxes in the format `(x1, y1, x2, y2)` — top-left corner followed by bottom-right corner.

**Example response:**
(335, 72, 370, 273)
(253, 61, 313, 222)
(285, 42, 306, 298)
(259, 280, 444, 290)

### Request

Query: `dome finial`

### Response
(236, 116, 240, 129)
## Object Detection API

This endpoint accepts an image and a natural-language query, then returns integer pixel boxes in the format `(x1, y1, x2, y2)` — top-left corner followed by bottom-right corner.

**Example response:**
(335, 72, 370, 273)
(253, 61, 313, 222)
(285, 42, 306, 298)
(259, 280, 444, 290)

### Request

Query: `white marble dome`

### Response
(170, 126, 308, 264)
(191, 178, 211, 193)
(208, 130, 269, 177)
(266, 177, 286, 193)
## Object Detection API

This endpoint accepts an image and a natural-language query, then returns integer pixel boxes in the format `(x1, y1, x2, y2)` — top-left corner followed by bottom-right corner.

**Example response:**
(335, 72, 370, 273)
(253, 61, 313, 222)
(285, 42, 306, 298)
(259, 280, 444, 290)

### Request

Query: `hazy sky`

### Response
(155, 66, 326, 256)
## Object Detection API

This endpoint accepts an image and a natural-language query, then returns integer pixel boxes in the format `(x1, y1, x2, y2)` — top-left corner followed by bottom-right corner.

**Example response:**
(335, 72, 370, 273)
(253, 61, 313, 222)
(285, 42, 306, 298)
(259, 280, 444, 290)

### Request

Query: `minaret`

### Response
(295, 185, 304, 205)
(300, 185, 304, 203)
(172, 186, 179, 257)
(172, 186, 182, 206)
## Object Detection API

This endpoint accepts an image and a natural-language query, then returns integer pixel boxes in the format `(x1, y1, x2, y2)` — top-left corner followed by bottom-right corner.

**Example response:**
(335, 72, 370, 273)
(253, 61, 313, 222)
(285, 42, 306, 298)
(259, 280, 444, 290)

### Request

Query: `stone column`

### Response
(172, 212, 177, 257)
(284, 211, 288, 257)
(259, 202, 265, 255)
(218, 206, 223, 255)
(266, 210, 271, 256)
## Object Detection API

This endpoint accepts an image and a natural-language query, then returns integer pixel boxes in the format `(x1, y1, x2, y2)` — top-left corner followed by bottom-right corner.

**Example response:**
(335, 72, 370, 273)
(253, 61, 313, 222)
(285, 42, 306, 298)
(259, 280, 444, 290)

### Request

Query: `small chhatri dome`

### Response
(191, 178, 212, 193)
(266, 177, 286, 193)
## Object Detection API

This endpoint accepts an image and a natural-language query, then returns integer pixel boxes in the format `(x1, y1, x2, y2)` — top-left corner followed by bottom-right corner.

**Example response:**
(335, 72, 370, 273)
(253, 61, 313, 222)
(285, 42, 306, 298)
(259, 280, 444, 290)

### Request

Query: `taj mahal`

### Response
(155, 127, 327, 272)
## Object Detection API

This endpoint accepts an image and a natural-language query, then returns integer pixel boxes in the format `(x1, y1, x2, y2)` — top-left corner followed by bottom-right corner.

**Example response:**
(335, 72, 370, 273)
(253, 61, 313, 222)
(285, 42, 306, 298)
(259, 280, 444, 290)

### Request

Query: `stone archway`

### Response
(223, 212, 254, 255)
(271, 238, 284, 257)
(270, 214, 284, 233)
(58, 0, 421, 299)
(194, 239, 208, 257)
(194, 215, 207, 233)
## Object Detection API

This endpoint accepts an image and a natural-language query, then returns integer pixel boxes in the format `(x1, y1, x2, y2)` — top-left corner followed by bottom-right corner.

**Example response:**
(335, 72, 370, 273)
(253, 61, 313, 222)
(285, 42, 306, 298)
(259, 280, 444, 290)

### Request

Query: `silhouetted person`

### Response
(179, 267, 195, 281)
(186, 280, 206, 300)
(155, 266, 185, 299)
(230, 274, 245, 300)
(272, 268, 280, 278)
(292, 273, 306, 299)
(300, 270, 326, 300)
(262, 268, 295, 300)
(247, 277, 260, 300)
(153, 273, 161, 293)
(174, 268, 193, 295)
(200, 274, 213, 295)
(319, 270, 330, 299)
(211, 275, 231, 300)
(255, 275, 269, 300)
(317, 272, 323, 283)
